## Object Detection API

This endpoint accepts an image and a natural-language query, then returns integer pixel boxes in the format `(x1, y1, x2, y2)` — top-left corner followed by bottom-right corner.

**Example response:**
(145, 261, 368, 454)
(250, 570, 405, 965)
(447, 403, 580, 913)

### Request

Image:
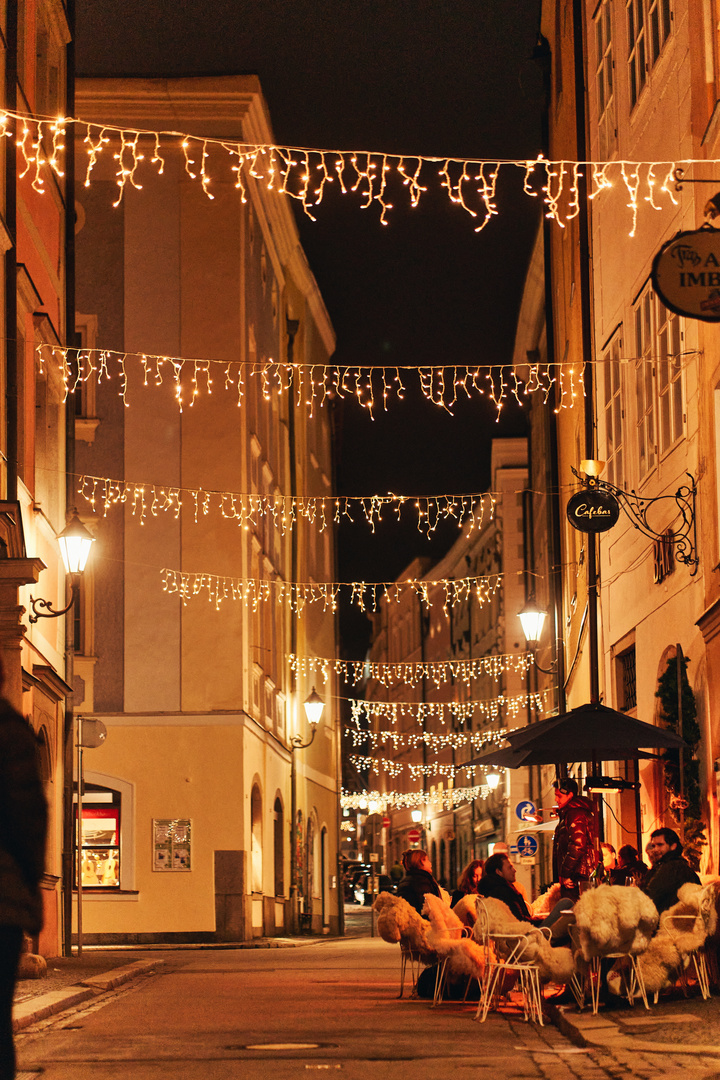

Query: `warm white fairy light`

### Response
(346, 724, 510, 750)
(340, 783, 501, 812)
(289, 650, 535, 689)
(0, 109, 699, 231)
(348, 691, 547, 729)
(161, 568, 507, 614)
(37, 344, 585, 415)
(77, 472, 496, 538)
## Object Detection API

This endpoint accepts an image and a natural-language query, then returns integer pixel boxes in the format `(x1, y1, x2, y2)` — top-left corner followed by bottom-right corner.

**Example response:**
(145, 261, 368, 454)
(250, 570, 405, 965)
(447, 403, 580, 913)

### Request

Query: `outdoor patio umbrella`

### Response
(467, 702, 686, 769)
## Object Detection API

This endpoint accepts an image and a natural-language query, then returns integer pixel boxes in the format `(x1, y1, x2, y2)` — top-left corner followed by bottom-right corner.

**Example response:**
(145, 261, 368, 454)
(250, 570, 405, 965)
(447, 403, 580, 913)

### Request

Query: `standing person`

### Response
(552, 778, 597, 900)
(0, 660, 48, 1080)
(451, 859, 484, 907)
(641, 828, 700, 914)
(389, 859, 404, 889)
(396, 849, 443, 916)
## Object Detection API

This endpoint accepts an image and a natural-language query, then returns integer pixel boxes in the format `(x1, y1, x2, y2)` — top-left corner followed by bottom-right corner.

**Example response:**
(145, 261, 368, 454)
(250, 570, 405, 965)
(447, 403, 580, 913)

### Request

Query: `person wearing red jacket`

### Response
(552, 778, 597, 900)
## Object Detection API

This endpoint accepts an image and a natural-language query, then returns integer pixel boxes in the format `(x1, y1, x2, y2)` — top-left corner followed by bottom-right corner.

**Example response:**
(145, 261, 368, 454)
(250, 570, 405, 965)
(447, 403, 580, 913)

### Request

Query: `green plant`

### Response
(655, 654, 706, 869)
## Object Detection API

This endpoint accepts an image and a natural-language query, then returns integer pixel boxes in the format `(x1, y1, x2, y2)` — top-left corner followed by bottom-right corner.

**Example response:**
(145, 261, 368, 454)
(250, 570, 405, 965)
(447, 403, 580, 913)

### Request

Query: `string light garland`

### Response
(77, 472, 496, 537)
(289, 651, 535, 688)
(349, 692, 547, 730)
(38, 344, 585, 416)
(341, 784, 498, 812)
(346, 724, 512, 751)
(162, 568, 507, 613)
(3, 109, 691, 234)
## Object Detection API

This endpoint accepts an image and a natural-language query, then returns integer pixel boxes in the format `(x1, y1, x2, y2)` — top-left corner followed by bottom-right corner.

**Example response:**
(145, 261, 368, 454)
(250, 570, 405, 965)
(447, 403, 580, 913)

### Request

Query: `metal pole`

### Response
(290, 745, 298, 934)
(76, 714, 83, 956)
(676, 644, 685, 844)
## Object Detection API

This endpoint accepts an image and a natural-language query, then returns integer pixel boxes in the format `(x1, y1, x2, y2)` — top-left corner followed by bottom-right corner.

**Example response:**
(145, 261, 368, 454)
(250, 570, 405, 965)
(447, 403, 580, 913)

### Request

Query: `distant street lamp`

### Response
(290, 688, 325, 934)
(485, 769, 502, 791)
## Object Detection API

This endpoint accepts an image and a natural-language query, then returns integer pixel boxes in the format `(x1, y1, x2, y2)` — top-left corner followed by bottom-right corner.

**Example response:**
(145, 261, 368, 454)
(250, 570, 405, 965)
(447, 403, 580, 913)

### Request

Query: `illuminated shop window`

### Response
(75, 783, 121, 889)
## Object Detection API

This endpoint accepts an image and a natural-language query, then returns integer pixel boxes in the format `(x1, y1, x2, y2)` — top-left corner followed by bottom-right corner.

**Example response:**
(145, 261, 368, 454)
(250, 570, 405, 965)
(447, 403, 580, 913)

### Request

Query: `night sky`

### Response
(76, 0, 544, 654)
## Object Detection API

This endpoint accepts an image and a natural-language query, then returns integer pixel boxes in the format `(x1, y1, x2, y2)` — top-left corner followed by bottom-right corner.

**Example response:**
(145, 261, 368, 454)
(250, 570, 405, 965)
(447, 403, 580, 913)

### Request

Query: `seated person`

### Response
(396, 848, 443, 917)
(477, 853, 573, 933)
(600, 842, 617, 875)
(451, 858, 484, 907)
(641, 827, 700, 914)
(611, 844, 647, 886)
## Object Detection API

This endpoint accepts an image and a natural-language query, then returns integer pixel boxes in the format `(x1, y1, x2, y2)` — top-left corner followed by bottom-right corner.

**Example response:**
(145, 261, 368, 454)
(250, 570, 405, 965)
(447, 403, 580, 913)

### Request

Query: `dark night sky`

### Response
(76, 1, 544, 654)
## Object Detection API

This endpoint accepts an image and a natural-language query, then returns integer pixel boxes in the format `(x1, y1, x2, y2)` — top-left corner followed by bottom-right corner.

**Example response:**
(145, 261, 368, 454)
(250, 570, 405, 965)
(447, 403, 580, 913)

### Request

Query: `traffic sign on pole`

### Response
(382, 816, 391, 828)
(407, 828, 421, 844)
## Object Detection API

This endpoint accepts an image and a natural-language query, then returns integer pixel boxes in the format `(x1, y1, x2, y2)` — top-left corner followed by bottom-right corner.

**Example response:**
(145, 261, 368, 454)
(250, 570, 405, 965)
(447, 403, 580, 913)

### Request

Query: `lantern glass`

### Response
(303, 687, 324, 727)
(486, 770, 502, 791)
(518, 600, 547, 646)
(57, 512, 95, 575)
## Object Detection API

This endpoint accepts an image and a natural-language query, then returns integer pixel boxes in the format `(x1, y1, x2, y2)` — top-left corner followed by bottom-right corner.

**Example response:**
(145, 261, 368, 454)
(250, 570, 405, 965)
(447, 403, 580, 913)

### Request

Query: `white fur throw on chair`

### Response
(473, 896, 575, 984)
(633, 881, 720, 994)
(372, 892, 435, 961)
(573, 884, 658, 960)
(422, 893, 486, 982)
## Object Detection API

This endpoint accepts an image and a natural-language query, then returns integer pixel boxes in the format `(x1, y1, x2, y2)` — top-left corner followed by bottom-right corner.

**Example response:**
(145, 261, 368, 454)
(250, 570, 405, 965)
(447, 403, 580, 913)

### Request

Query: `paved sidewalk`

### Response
(549, 990, 720, 1077)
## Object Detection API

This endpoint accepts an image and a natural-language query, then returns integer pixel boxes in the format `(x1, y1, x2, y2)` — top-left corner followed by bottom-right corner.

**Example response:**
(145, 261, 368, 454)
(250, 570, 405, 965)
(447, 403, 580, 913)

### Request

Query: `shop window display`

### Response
(75, 784, 121, 889)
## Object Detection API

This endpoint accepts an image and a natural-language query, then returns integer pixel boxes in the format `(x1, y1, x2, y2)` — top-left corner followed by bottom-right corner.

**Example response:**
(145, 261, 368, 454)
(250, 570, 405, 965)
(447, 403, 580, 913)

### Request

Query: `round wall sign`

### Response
(566, 489, 620, 533)
(652, 226, 720, 322)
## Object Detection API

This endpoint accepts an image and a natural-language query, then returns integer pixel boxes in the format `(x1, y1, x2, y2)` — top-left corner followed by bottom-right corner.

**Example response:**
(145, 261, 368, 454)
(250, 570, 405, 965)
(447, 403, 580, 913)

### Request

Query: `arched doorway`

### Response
(273, 796, 284, 896)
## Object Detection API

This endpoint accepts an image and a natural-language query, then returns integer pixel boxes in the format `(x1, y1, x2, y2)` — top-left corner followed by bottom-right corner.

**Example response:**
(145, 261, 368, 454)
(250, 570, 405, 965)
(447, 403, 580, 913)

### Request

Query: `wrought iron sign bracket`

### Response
(570, 468, 698, 573)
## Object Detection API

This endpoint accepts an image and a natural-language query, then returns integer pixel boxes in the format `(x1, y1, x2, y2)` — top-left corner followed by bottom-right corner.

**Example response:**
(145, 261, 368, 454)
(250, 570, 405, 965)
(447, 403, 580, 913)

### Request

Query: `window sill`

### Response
(75, 890, 139, 901)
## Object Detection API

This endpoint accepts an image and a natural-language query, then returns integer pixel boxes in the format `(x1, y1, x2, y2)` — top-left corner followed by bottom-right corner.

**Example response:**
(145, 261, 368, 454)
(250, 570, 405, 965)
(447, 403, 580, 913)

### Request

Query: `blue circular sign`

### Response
(516, 834, 539, 858)
(515, 800, 536, 821)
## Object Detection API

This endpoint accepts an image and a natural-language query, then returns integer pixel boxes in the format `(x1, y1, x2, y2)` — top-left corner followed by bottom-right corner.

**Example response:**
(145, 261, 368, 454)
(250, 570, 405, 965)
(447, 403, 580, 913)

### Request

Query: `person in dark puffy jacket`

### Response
(0, 660, 48, 1080)
(551, 778, 597, 900)
(396, 849, 442, 917)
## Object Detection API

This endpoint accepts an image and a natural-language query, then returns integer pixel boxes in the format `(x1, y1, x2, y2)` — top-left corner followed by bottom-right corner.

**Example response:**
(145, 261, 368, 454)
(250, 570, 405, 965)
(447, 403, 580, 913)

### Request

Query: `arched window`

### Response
(251, 784, 263, 894)
(273, 795, 284, 896)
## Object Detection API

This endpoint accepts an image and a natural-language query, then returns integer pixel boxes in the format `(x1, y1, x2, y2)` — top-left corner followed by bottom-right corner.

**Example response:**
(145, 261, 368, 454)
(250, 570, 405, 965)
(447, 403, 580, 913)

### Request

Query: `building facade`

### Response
(72, 76, 340, 941)
(0, 0, 73, 958)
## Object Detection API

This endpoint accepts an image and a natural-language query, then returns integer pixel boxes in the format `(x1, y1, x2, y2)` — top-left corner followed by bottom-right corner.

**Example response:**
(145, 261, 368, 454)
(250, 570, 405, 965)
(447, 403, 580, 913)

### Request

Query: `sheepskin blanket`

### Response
(531, 882, 562, 919)
(452, 893, 481, 928)
(631, 882, 720, 994)
(372, 892, 435, 961)
(472, 896, 574, 984)
(573, 885, 658, 960)
(422, 893, 485, 981)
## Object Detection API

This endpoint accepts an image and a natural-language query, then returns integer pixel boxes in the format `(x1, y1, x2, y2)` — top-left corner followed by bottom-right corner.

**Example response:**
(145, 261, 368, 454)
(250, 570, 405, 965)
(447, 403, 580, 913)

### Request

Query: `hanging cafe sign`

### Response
(651, 224, 720, 322)
(566, 487, 620, 533)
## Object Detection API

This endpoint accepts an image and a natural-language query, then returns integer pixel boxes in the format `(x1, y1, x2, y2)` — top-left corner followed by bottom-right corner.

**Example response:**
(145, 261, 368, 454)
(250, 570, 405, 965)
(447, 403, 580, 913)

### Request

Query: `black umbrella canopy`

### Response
(468, 702, 685, 770)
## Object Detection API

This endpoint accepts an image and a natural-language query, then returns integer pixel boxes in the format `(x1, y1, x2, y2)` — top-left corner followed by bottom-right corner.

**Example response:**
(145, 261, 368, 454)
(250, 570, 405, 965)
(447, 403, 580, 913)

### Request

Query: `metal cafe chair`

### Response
(473, 898, 547, 1025)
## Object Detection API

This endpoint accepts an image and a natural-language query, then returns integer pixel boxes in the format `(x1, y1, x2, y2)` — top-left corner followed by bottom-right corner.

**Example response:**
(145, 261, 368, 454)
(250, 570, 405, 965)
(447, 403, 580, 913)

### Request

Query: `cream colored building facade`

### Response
(72, 76, 340, 941)
(519, 0, 720, 872)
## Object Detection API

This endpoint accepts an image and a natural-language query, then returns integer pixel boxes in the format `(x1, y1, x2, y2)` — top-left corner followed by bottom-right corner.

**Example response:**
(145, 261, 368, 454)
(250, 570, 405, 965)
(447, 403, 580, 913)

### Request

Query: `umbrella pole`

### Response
(633, 758, 642, 857)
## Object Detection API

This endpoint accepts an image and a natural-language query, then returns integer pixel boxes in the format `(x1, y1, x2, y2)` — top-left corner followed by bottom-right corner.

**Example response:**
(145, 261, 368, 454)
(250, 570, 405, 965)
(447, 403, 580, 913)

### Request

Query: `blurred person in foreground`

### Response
(0, 655, 47, 1079)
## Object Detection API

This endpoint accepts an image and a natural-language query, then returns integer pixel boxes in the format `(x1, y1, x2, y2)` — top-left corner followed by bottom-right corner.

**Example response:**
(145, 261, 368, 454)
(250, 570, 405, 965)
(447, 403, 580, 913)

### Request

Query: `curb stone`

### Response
(13, 959, 162, 1032)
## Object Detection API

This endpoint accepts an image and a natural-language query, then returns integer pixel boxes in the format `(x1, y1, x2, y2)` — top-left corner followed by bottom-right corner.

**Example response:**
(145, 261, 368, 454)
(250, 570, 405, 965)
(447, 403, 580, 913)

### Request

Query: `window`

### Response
(617, 645, 637, 712)
(634, 286, 684, 480)
(595, 0, 616, 160)
(602, 333, 625, 489)
(75, 784, 121, 889)
(627, 0, 671, 110)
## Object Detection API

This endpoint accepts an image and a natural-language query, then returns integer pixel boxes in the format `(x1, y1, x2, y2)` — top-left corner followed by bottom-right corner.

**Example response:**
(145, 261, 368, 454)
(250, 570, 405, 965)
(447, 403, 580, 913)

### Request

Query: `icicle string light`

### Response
(1, 109, 697, 230)
(161, 568, 507, 614)
(37, 344, 585, 416)
(341, 785, 499, 812)
(349, 754, 506, 780)
(348, 692, 547, 729)
(289, 651, 535, 689)
(77, 472, 496, 538)
(345, 724, 511, 750)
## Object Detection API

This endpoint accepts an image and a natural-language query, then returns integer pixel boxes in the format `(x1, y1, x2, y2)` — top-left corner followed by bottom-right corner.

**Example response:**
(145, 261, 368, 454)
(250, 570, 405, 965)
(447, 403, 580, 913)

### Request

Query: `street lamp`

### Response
(290, 688, 325, 934)
(518, 596, 557, 675)
(485, 769, 502, 791)
(29, 510, 95, 622)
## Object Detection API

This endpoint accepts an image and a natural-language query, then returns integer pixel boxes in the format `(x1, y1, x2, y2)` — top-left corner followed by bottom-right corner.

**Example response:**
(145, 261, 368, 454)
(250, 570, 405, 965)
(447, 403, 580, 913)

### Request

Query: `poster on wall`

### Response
(153, 818, 192, 872)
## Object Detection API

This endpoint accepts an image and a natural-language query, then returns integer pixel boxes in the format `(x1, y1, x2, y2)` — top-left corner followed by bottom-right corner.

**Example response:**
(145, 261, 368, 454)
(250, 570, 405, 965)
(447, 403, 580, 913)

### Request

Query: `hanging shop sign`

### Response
(566, 488, 620, 533)
(651, 226, 720, 322)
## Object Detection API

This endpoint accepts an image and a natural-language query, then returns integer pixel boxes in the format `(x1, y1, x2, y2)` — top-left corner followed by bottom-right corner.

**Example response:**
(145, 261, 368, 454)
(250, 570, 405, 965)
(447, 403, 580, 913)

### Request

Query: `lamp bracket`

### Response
(291, 727, 317, 752)
(28, 583, 78, 624)
(571, 468, 698, 572)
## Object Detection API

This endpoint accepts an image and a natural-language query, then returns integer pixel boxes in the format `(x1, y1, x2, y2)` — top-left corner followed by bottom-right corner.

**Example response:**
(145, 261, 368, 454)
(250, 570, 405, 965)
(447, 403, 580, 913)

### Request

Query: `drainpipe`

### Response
(286, 317, 300, 933)
(5, 0, 18, 504)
